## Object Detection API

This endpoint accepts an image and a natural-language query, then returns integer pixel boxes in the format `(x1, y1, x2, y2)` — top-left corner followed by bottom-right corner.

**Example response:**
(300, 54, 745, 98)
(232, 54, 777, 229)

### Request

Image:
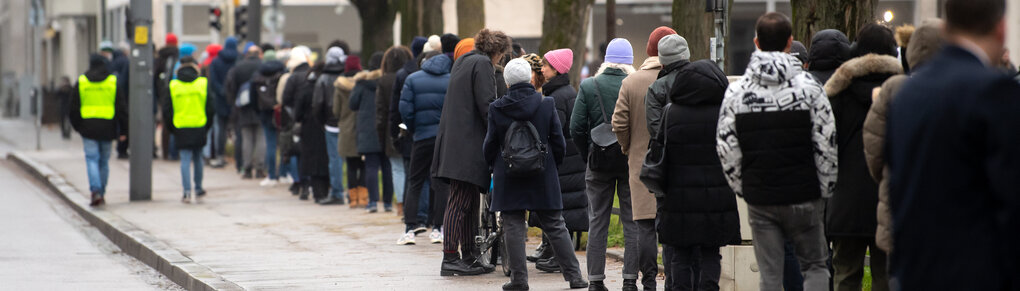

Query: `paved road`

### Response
(0, 160, 182, 290)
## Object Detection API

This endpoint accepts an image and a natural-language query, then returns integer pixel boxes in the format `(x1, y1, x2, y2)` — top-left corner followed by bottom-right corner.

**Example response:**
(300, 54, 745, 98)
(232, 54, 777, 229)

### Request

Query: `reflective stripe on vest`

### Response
(78, 75, 117, 120)
(169, 77, 208, 129)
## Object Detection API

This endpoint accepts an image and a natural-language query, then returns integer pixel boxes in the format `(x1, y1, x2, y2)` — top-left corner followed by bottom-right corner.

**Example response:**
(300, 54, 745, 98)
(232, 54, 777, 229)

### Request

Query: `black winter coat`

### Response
(224, 58, 262, 126)
(807, 29, 852, 84)
(485, 83, 566, 212)
(311, 62, 345, 128)
(291, 68, 329, 177)
(209, 40, 239, 117)
(350, 70, 384, 154)
(390, 58, 421, 157)
(432, 51, 497, 189)
(823, 54, 900, 237)
(154, 46, 178, 115)
(542, 74, 588, 231)
(164, 66, 213, 150)
(657, 60, 740, 247)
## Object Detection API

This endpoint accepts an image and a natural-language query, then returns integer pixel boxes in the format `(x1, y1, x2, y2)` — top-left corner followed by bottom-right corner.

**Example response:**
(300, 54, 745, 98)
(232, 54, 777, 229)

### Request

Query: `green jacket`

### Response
(569, 67, 628, 159)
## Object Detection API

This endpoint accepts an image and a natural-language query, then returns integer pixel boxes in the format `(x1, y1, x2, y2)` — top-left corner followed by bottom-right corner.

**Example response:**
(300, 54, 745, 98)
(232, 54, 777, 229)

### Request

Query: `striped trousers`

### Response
(442, 179, 480, 253)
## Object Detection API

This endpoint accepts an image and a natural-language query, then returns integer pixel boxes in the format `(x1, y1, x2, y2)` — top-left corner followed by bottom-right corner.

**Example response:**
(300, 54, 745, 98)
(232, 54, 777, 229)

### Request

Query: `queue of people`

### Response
(66, 0, 1019, 289)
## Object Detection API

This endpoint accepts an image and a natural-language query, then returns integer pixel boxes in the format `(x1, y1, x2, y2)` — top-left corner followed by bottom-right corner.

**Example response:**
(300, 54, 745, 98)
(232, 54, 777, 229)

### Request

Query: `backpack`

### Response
(253, 73, 281, 111)
(501, 120, 547, 177)
(235, 81, 252, 108)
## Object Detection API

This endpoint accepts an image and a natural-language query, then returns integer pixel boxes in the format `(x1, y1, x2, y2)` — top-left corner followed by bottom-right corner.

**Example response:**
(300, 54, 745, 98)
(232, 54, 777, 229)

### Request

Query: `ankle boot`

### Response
(358, 187, 369, 207)
(440, 252, 485, 276)
(347, 188, 358, 208)
(527, 239, 553, 262)
(622, 279, 638, 291)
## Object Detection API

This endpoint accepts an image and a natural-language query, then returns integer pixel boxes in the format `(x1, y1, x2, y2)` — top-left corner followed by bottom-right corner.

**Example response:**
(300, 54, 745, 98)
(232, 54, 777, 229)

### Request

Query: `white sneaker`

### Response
(279, 176, 293, 184)
(397, 231, 416, 245)
(259, 178, 278, 187)
(429, 229, 443, 244)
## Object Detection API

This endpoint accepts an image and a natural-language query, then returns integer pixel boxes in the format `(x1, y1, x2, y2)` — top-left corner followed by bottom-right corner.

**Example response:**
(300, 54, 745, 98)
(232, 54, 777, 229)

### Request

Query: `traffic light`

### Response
(209, 7, 222, 31)
(234, 6, 247, 39)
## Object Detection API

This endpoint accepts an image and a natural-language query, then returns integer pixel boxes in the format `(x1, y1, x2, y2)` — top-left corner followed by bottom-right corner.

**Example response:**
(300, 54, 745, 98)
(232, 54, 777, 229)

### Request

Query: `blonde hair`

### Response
(595, 62, 635, 76)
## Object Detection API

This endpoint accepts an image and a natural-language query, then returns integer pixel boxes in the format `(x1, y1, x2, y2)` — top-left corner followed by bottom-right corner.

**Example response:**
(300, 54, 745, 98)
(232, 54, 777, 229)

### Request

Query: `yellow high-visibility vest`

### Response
(77, 75, 117, 120)
(169, 77, 208, 129)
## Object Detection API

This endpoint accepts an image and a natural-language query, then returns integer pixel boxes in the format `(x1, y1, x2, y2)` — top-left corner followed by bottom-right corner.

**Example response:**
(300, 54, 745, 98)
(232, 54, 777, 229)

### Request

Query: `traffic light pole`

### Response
(247, 0, 261, 45)
(128, 0, 154, 201)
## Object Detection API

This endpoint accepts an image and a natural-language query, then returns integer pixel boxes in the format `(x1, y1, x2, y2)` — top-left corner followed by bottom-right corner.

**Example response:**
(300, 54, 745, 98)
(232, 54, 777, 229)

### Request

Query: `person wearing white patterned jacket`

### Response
(715, 12, 837, 291)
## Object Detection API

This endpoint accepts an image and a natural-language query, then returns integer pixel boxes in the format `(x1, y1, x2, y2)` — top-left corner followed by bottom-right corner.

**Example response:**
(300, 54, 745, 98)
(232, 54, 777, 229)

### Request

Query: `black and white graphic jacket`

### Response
(716, 51, 838, 205)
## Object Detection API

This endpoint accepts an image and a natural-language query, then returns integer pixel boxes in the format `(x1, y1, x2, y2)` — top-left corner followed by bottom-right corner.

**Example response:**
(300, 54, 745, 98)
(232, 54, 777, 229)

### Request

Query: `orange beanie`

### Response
(454, 38, 475, 61)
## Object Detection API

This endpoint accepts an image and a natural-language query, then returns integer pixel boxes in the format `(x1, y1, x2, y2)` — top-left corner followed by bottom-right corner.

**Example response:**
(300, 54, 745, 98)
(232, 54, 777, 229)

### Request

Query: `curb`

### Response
(7, 152, 243, 291)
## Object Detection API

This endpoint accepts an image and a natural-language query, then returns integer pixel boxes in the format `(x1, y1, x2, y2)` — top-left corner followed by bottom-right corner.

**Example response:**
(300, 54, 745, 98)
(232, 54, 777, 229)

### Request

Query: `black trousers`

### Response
(345, 157, 365, 189)
(402, 138, 445, 228)
(308, 175, 329, 200)
(663, 244, 722, 291)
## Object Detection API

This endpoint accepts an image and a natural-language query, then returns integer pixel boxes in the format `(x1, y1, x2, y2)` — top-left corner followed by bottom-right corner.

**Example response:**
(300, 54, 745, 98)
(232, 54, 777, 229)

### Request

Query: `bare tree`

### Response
(540, 0, 594, 87)
(457, 0, 485, 38)
(351, 0, 396, 60)
(791, 0, 879, 48)
(399, 0, 444, 45)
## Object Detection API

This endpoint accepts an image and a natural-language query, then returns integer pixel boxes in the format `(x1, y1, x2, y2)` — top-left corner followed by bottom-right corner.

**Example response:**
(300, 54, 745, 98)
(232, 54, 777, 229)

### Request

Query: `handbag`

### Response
(640, 103, 671, 196)
(587, 79, 627, 172)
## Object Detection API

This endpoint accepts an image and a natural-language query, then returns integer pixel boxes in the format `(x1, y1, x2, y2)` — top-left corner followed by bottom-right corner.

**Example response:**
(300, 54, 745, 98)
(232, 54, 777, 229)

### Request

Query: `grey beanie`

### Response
(658, 34, 691, 65)
(326, 47, 346, 65)
(504, 58, 532, 87)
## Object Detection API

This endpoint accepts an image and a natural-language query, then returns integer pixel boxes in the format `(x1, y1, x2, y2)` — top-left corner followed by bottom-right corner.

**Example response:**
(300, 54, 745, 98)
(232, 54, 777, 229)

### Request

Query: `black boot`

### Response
(298, 185, 310, 200)
(568, 277, 589, 289)
(622, 279, 638, 291)
(526, 239, 553, 262)
(535, 257, 561, 273)
(503, 281, 530, 291)
(588, 281, 607, 291)
(440, 252, 485, 276)
(289, 182, 301, 195)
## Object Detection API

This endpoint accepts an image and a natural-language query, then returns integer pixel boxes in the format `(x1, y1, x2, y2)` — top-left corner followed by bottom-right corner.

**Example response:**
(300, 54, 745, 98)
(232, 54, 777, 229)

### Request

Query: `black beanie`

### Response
(88, 54, 109, 72)
(851, 24, 898, 58)
(441, 33, 460, 54)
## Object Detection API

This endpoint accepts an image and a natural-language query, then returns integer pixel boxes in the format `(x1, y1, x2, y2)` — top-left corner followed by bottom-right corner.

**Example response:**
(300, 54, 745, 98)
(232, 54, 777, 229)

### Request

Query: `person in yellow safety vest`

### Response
(69, 54, 128, 207)
(163, 56, 213, 203)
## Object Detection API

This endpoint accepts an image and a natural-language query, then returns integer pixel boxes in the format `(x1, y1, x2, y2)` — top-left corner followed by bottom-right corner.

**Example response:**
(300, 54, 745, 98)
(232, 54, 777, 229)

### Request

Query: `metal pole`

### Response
(173, 0, 183, 35)
(128, 0, 154, 201)
(248, 0, 262, 45)
(31, 0, 44, 150)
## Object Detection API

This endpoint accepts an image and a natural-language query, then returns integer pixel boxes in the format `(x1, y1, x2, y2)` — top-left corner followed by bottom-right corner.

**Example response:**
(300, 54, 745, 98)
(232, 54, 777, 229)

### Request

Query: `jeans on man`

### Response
(390, 156, 405, 203)
(748, 199, 830, 291)
(261, 112, 278, 179)
(584, 168, 640, 282)
(324, 130, 345, 199)
(179, 148, 204, 193)
(783, 241, 804, 291)
(364, 153, 393, 209)
(82, 138, 112, 196)
(239, 125, 264, 172)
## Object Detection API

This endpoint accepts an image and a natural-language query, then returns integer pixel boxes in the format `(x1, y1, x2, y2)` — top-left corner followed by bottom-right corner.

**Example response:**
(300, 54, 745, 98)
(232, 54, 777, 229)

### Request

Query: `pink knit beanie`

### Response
(544, 48, 573, 74)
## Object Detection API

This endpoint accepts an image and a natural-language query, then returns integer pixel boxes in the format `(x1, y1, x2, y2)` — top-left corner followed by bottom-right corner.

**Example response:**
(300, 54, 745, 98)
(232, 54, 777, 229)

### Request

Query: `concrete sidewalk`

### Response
(2, 120, 650, 290)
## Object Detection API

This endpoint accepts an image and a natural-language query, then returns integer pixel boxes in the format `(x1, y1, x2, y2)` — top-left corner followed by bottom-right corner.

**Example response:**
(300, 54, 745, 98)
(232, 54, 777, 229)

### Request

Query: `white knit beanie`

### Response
(423, 35, 441, 53)
(504, 58, 533, 86)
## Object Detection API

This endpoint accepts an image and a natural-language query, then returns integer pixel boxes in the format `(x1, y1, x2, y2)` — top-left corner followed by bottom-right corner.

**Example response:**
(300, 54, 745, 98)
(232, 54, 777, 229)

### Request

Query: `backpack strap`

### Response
(524, 121, 546, 152)
(590, 78, 611, 125)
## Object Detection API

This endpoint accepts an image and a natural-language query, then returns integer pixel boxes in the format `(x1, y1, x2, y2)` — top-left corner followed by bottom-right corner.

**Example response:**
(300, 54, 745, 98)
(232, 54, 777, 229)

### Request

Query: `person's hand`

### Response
(119, 135, 127, 142)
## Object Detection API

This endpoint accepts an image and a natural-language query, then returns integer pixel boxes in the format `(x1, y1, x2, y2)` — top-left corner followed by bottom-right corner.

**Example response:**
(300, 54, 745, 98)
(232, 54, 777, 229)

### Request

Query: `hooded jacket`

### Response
(333, 72, 360, 158)
(164, 65, 213, 149)
(658, 60, 740, 247)
(224, 55, 262, 126)
(483, 83, 566, 212)
(431, 51, 497, 188)
(717, 51, 838, 205)
(349, 69, 385, 154)
(808, 29, 852, 84)
(399, 54, 451, 142)
(612, 57, 662, 220)
(823, 54, 901, 237)
(209, 37, 239, 117)
(542, 73, 588, 231)
(71, 55, 129, 141)
(312, 60, 345, 128)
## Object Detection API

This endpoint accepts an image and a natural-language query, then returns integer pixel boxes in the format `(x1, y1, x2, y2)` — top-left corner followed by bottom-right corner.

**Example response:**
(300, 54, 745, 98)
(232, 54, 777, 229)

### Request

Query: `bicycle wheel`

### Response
(500, 235, 510, 276)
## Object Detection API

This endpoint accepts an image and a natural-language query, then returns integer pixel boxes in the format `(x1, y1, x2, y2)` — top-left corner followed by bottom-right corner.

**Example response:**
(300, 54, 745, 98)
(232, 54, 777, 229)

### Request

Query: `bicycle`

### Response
(475, 192, 510, 276)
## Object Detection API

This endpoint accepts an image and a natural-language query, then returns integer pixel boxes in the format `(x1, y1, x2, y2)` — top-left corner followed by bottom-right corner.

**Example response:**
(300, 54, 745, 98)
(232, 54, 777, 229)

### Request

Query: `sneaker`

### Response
(89, 192, 103, 207)
(413, 224, 429, 235)
(429, 229, 443, 244)
(259, 178, 278, 187)
(367, 207, 378, 213)
(397, 231, 416, 245)
(279, 176, 293, 184)
(195, 189, 206, 203)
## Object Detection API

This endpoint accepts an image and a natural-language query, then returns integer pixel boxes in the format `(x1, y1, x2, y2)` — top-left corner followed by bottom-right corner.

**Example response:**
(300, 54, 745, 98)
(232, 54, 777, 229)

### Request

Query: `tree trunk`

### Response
(791, 0, 878, 49)
(671, 0, 714, 62)
(606, 0, 616, 40)
(457, 0, 485, 38)
(352, 0, 396, 62)
(399, 0, 444, 45)
(540, 0, 594, 88)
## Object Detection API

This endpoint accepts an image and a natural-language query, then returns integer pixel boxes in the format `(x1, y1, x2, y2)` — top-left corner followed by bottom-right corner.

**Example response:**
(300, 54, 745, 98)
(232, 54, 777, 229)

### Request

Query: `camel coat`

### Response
(611, 57, 661, 220)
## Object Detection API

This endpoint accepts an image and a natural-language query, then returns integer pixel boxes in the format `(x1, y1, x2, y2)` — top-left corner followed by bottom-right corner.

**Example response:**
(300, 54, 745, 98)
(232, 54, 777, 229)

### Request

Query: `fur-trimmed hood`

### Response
(334, 69, 381, 91)
(824, 54, 903, 97)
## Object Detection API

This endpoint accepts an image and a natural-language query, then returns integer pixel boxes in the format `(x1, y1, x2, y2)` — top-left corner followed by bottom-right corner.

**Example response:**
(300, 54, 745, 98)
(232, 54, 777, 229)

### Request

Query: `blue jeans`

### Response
(179, 149, 204, 193)
(364, 153, 393, 209)
(203, 115, 224, 159)
(82, 138, 112, 196)
(280, 156, 300, 182)
(261, 112, 278, 179)
(324, 131, 345, 199)
(390, 156, 405, 203)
